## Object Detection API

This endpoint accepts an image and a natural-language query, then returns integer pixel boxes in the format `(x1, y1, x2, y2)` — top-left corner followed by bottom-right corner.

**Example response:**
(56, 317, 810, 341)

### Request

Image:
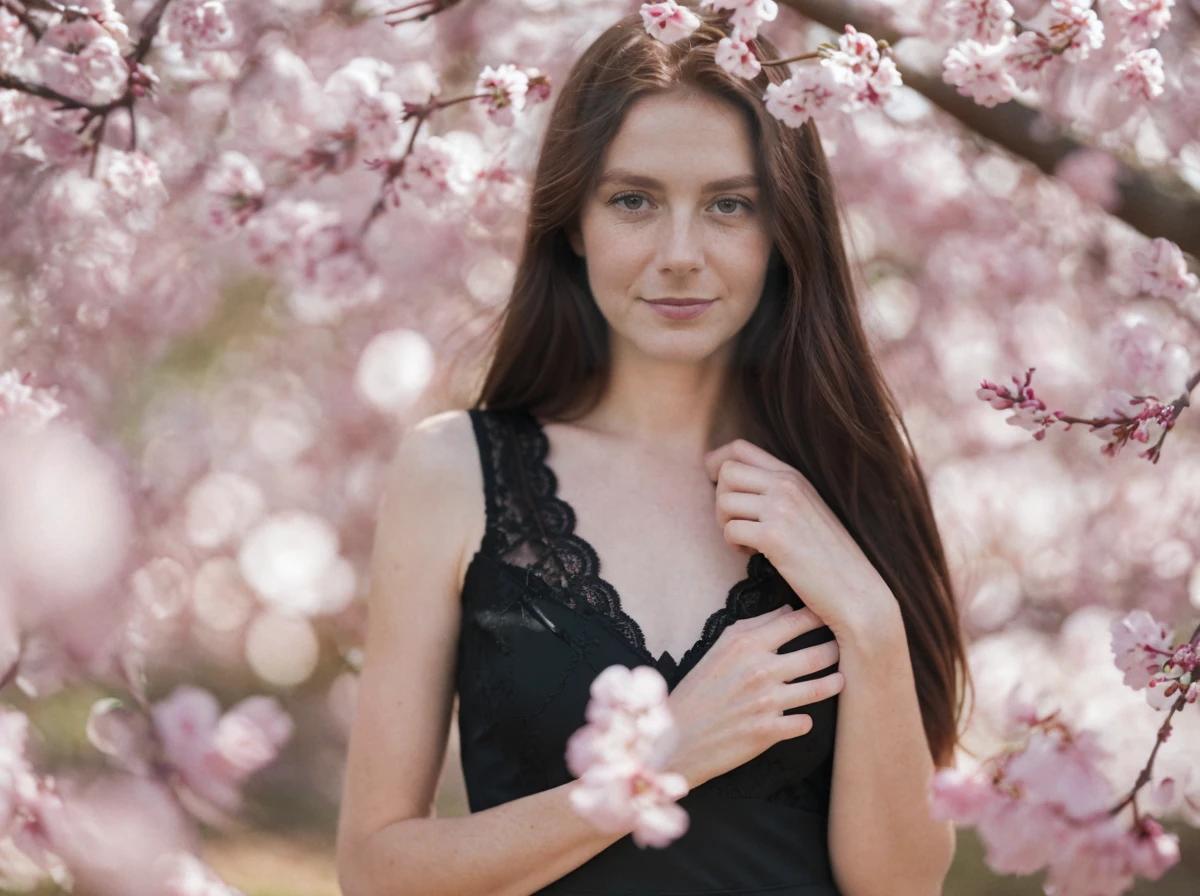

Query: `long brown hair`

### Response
(466, 7, 973, 769)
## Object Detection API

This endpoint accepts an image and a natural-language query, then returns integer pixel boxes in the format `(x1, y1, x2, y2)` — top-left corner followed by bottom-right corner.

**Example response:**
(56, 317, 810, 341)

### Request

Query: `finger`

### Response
(778, 638, 840, 681)
(755, 606, 827, 650)
(704, 438, 790, 481)
(715, 490, 762, 523)
(778, 670, 844, 710)
(722, 517, 763, 553)
(711, 460, 775, 493)
(739, 605, 792, 630)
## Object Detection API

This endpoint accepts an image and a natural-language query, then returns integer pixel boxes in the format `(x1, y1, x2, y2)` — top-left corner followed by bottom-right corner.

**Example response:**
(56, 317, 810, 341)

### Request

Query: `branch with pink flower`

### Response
(775, 0, 1200, 256)
(928, 613, 1198, 895)
(0, 0, 236, 176)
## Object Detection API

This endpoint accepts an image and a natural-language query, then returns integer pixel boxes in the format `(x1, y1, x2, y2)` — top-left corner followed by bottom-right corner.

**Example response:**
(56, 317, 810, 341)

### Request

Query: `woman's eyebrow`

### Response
(596, 168, 760, 191)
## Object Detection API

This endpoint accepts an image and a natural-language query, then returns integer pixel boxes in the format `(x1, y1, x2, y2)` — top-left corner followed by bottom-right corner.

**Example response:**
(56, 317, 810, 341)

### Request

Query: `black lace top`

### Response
(455, 406, 842, 895)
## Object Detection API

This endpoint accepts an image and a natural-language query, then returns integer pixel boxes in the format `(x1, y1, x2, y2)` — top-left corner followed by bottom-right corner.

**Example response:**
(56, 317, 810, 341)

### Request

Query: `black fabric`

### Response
(455, 407, 843, 895)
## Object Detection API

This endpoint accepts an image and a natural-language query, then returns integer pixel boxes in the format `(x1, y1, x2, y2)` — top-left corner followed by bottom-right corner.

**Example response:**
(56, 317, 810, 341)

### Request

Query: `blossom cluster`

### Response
(1, 683, 291, 893)
(931, 721, 1178, 896)
(565, 664, 691, 848)
(977, 367, 1180, 463)
(1110, 610, 1198, 710)
(940, 0, 1170, 109)
(638, 2, 902, 126)
(930, 608, 1194, 896)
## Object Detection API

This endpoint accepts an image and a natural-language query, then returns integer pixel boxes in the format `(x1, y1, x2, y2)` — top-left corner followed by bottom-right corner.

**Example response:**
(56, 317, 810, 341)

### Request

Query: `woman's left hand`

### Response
(703, 438, 898, 642)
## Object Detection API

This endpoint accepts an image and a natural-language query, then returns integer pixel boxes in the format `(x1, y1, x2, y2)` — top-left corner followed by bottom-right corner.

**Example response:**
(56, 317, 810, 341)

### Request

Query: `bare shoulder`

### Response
(380, 408, 484, 591)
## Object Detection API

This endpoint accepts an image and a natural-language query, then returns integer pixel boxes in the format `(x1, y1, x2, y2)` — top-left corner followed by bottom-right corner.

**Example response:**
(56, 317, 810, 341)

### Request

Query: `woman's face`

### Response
(568, 87, 774, 367)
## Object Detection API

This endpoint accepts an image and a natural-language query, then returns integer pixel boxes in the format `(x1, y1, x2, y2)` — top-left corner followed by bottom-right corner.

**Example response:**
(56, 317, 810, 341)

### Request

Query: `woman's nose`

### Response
(656, 215, 704, 274)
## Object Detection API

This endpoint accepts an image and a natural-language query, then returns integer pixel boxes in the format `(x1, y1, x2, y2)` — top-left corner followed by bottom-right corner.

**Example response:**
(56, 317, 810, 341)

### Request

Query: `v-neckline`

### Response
(513, 407, 770, 679)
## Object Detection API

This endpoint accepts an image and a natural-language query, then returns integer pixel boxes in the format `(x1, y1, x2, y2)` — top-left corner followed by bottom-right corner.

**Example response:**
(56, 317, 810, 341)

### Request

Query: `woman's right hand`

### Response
(664, 605, 843, 790)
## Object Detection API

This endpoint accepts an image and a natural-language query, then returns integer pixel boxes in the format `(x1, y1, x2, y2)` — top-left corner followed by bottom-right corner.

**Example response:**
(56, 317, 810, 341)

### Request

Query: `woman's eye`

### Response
(611, 193, 647, 211)
(714, 197, 751, 215)
(607, 193, 753, 216)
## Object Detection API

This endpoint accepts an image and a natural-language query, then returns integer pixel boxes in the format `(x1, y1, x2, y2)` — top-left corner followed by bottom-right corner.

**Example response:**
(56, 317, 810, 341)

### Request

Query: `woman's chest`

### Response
(553, 450, 757, 662)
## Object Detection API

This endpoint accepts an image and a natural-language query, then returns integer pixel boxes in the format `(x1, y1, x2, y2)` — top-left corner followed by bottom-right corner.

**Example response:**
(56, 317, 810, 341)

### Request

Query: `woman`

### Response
(336, 7, 972, 896)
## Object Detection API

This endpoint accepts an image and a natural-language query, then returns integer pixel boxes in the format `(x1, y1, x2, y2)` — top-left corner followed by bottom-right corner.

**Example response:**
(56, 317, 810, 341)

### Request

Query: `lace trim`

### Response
(474, 407, 785, 679)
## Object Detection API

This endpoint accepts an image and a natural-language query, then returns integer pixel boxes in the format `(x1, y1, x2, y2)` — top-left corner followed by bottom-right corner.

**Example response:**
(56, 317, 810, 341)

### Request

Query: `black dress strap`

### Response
(466, 407, 554, 572)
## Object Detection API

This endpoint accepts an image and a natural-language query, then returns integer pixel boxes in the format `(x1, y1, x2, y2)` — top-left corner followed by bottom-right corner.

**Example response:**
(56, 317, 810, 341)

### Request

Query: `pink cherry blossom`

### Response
(1047, 0, 1106, 63)
(320, 57, 407, 161)
(565, 665, 689, 847)
(639, 1, 702, 45)
(166, 0, 236, 53)
(1, 9, 24, 69)
(1104, 0, 1175, 52)
(705, 0, 778, 41)
(1113, 48, 1165, 101)
(0, 371, 65, 432)
(150, 685, 293, 815)
(763, 68, 840, 127)
(1005, 32, 1054, 92)
(976, 369, 1062, 441)
(944, 38, 1019, 108)
(475, 63, 530, 126)
(822, 25, 902, 111)
(36, 18, 127, 105)
(939, 0, 1016, 44)
(715, 36, 762, 79)
(1131, 237, 1200, 303)
(211, 696, 294, 777)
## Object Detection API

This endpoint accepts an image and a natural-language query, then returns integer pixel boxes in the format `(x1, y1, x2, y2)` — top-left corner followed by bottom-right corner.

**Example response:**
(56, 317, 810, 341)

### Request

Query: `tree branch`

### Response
(777, 0, 1200, 258)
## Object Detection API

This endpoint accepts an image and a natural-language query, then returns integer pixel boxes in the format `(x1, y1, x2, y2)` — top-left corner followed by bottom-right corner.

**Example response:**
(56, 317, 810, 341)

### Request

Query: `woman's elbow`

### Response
(335, 830, 375, 896)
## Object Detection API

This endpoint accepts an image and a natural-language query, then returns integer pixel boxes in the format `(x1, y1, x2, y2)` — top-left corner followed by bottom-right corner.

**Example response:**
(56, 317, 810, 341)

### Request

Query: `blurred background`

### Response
(1, 0, 1199, 894)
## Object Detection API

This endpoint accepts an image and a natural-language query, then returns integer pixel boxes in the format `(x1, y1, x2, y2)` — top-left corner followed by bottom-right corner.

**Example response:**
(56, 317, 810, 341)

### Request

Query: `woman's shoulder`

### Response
(384, 409, 487, 590)
(396, 408, 481, 482)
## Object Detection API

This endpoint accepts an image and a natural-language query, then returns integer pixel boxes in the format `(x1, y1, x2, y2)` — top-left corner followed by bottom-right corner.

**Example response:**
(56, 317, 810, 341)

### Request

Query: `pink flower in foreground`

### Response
(211, 695, 294, 777)
(639, 1, 702, 44)
(931, 717, 1183, 893)
(150, 686, 293, 814)
(565, 665, 689, 848)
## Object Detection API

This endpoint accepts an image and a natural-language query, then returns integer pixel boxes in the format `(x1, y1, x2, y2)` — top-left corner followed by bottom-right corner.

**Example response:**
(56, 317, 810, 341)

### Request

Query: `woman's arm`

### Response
(342, 781, 633, 896)
(336, 411, 633, 896)
(825, 606, 956, 896)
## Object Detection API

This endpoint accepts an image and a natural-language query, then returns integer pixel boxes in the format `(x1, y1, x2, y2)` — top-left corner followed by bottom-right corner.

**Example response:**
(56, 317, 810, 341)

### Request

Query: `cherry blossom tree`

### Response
(0, 0, 1197, 893)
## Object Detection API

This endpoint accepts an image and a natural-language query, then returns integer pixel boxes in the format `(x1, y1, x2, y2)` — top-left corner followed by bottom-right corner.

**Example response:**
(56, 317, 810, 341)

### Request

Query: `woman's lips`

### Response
(643, 298, 715, 320)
